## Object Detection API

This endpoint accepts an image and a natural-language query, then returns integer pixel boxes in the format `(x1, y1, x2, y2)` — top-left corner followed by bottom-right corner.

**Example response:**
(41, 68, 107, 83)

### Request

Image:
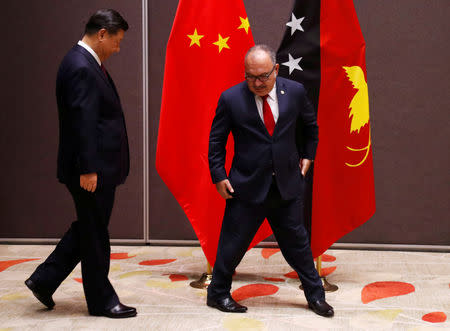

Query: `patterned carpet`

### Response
(0, 245, 448, 330)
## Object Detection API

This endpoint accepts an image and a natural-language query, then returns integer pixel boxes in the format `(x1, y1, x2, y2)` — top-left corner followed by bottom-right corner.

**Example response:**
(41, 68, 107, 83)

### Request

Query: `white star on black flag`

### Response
(282, 53, 303, 74)
(286, 13, 305, 35)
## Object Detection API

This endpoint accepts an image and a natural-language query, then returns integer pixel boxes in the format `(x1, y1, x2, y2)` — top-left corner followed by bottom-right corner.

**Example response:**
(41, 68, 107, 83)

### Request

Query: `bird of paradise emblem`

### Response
(343, 66, 371, 167)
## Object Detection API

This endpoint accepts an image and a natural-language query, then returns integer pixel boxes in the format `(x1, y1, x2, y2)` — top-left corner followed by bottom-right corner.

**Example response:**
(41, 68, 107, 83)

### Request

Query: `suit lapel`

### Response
(273, 78, 287, 137)
(74, 45, 122, 108)
(243, 84, 272, 139)
(105, 70, 121, 102)
(74, 45, 114, 90)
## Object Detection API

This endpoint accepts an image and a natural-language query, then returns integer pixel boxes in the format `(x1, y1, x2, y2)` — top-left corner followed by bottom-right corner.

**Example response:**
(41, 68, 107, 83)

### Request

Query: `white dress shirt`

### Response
(254, 83, 279, 124)
(77, 40, 101, 66)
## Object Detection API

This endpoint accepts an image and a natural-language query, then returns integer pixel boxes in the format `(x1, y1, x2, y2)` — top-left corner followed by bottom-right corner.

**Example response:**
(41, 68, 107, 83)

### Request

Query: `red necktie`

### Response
(262, 95, 275, 136)
(101, 64, 107, 77)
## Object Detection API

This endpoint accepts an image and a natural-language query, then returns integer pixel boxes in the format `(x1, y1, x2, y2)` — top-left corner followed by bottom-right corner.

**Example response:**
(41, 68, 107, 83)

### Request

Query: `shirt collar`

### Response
(256, 83, 277, 101)
(77, 40, 101, 66)
(267, 82, 277, 101)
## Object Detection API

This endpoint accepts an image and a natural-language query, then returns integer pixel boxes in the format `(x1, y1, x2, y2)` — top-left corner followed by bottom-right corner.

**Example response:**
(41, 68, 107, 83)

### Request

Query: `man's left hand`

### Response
(299, 159, 313, 177)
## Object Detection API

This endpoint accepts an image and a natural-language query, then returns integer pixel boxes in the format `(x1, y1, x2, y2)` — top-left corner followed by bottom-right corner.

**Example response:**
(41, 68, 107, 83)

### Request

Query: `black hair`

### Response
(84, 9, 128, 36)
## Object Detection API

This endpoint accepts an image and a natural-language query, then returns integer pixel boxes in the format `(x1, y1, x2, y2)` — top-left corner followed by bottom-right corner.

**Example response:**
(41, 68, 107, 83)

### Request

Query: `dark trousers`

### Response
(29, 184, 119, 314)
(208, 178, 325, 303)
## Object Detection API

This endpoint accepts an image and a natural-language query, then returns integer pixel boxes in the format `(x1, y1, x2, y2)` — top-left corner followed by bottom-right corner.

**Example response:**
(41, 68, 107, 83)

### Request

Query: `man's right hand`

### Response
(215, 179, 234, 199)
(80, 173, 98, 192)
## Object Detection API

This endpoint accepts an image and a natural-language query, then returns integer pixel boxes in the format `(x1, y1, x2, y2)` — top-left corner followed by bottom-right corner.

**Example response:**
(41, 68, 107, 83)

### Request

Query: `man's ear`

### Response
(98, 28, 107, 41)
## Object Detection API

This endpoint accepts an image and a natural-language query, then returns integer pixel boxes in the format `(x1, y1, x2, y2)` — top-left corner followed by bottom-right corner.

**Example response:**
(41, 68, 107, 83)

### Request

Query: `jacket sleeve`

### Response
(208, 93, 232, 183)
(296, 90, 319, 160)
(66, 67, 101, 174)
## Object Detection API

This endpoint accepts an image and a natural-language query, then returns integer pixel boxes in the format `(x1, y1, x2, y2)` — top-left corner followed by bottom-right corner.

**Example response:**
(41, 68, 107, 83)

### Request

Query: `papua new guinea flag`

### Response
(156, 0, 273, 265)
(277, 0, 376, 257)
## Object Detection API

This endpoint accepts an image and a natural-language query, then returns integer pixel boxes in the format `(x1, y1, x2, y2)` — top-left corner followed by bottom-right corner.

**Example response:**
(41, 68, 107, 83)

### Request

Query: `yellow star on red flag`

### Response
(237, 17, 250, 34)
(157, 0, 263, 267)
(212, 34, 230, 53)
(187, 28, 204, 47)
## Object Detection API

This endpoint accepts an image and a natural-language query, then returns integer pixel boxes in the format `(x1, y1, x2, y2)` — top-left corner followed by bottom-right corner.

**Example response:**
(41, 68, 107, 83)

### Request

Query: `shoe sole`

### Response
(308, 305, 334, 317)
(89, 311, 137, 318)
(207, 301, 247, 313)
(103, 311, 137, 319)
(25, 279, 55, 309)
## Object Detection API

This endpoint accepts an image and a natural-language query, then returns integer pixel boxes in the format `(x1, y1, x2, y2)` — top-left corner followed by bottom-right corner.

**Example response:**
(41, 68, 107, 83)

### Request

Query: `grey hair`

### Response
(245, 44, 277, 65)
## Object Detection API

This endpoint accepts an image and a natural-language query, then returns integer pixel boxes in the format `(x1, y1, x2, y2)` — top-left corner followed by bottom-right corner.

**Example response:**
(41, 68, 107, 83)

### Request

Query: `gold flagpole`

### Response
(316, 255, 338, 292)
(317, 254, 322, 275)
(190, 261, 212, 289)
(300, 254, 338, 292)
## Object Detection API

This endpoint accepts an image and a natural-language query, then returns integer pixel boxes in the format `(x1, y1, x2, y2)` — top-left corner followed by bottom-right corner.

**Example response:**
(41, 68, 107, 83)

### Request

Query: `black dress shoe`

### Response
(308, 300, 334, 317)
(207, 295, 247, 313)
(92, 303, 137, 318)
(25, 278, 55, 309)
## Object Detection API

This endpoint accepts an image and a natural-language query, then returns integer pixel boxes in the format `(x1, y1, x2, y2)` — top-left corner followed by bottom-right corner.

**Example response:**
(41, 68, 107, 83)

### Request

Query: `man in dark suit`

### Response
(25, 9, 136, 318)
(207, 45, 333, 317)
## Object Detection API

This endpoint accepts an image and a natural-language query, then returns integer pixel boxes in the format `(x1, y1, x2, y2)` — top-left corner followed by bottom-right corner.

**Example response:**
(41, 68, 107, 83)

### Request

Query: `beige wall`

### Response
(1, 0, 449, 246)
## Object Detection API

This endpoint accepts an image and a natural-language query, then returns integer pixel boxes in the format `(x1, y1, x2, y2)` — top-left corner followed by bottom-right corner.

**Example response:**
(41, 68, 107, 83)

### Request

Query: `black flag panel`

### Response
(276, 1, 321, 237)
(277, 0, 321, 110)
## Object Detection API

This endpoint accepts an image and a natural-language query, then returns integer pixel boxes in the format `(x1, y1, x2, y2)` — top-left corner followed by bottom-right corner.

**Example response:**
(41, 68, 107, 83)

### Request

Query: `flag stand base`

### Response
(190, 272, 212, 289)
(299, 277, 338, 292)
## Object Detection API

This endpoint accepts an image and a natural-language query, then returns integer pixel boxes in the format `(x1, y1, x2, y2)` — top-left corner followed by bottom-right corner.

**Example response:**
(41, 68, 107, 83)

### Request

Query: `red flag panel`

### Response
(156, 0, 273, 265)
(312, 0, 376, 256)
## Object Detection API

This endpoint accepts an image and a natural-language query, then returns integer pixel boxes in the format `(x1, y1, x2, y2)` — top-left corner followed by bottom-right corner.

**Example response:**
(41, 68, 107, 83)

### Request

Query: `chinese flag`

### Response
(277, 0, 376, 257)
(156, 0, 273, 265)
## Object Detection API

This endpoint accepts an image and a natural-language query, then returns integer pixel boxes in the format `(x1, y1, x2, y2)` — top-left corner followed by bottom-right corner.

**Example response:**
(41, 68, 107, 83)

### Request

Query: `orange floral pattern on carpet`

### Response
(139, 259, 177, 266)
(261, 248, 280, 259)
(0, 259, 39, 272)
(168, 274, 188, 282)
(422, 312, 447, 323)
(362, 281, 415, 304)
(110, 253, 136, 259)
(232, 284, 279, 302)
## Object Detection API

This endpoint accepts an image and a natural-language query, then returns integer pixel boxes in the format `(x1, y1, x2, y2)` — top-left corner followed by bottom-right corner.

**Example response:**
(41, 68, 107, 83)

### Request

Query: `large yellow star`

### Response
(187, 28, 204, 47)
(212, 34, 230, 53)
(238, 17, 250, 34)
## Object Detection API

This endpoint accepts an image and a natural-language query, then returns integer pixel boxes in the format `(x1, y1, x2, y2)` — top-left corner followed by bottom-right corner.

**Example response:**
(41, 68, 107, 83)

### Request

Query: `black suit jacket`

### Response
(209, 76, 318, 204)
(56, 45, 129, 188)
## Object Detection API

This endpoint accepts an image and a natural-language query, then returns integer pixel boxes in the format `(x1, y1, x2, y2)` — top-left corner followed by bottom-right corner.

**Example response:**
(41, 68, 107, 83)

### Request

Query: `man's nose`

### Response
(254, 79, 263, 87)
